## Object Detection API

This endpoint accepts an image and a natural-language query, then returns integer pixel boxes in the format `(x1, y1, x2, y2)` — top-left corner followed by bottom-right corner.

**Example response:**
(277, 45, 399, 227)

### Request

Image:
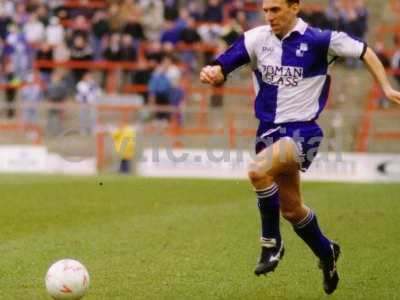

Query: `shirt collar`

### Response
(270, 18, 308, 39)
(289, 18, 308, 35)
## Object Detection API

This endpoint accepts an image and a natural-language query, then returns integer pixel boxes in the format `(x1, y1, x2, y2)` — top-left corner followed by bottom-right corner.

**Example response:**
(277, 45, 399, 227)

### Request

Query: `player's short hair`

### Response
(286, 0, 300, 5)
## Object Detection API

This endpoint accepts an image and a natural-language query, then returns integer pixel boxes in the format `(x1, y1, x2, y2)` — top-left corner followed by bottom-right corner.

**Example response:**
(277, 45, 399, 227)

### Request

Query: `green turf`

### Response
(0, 175, 399, 300)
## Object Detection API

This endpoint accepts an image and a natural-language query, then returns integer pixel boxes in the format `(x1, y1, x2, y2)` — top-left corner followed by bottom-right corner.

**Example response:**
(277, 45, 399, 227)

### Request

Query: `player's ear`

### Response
(289, 2, 301, 15)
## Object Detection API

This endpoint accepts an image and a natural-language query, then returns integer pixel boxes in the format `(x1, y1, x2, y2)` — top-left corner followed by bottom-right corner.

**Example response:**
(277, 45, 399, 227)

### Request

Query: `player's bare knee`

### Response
(248, 160, 274, 188)
(248, 170, 274, 188)
(281, 206, 304, 224)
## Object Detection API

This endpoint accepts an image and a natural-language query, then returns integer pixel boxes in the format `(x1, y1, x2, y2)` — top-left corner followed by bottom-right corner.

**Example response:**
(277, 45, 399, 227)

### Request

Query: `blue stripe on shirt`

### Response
(254, 70, 279, 123)
(281, 28, 331, 78)
(215, 35, 251, 76)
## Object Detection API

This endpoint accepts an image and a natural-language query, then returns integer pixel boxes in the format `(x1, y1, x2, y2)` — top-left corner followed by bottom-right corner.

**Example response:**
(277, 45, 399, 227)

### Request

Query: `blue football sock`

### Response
(255, 183, 281, 247)
(293, 210, 332, 261)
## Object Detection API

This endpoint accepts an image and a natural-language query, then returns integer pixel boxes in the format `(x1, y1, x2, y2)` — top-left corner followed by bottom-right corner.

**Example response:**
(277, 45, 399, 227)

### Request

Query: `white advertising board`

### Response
(0, 146, 47, 173)
(0, 146, 97, 175)
(137, 148, 400, 182)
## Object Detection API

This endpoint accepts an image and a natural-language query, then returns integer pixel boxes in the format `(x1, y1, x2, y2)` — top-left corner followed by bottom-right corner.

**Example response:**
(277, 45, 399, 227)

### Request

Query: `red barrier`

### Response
(62, 0, 107, 9)
(0, 123, 43, 145)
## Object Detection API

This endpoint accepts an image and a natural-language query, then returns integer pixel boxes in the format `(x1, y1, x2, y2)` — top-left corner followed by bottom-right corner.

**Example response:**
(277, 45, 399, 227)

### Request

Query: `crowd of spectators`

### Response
(4, 0, 400, 128)
(0, 0, 255, 127)
(301, 0, 368, 41)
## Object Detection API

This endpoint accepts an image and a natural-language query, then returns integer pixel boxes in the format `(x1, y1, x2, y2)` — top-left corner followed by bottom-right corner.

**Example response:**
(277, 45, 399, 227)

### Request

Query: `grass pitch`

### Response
(0, 175, 399, 300)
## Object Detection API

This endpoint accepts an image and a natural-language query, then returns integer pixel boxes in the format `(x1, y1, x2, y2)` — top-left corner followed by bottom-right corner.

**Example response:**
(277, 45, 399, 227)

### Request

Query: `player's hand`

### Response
(384, 87, 400, 105)
(200, 65, 225, 85)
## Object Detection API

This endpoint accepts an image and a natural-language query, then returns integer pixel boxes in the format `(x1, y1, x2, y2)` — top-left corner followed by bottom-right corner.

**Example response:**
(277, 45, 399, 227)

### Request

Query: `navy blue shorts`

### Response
(255, 121, 324, 172)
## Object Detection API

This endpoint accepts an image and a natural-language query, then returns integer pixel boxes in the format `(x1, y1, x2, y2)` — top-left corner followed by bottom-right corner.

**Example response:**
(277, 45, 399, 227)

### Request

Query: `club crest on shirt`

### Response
(296, 43, 308, 57)
(261, 65, 304, 87)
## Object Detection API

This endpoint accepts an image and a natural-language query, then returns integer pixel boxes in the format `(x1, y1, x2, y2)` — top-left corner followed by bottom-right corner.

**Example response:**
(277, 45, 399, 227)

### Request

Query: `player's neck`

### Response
(276, 17, 298, 40)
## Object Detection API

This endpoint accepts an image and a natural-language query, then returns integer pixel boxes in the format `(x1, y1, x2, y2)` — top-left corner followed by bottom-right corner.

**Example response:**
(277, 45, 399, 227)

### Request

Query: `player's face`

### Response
(262, 0, 300, 38)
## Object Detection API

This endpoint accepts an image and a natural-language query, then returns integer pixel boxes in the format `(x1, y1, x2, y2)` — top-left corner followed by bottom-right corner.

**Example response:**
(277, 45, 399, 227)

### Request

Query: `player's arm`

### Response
(328, 31, 400, 104)
(362, 47, 400, 104)
(200, 35, 251, 85)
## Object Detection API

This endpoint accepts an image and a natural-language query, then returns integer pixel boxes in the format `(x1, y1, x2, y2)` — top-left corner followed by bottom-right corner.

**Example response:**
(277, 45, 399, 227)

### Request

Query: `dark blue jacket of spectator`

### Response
(0, 16, 11, 40)
(203, 3, 223, 23)
(338, 9, 368, 40)
(160, 25, 182, 45)
(149, 72, 172, 98)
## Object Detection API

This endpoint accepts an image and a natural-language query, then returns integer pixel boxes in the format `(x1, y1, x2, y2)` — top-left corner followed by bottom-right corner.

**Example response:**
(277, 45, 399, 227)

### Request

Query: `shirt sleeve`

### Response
(328, 31, 367, 59)
(213, 35, 251, 78)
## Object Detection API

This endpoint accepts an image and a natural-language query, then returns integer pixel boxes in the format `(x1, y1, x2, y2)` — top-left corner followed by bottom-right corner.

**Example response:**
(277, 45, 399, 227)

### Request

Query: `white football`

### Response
(45, 259, 90, 300)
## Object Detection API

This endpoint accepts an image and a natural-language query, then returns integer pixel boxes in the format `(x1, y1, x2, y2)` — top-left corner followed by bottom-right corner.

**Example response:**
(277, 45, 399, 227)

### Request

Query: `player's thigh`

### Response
(250, 137, 300, 178)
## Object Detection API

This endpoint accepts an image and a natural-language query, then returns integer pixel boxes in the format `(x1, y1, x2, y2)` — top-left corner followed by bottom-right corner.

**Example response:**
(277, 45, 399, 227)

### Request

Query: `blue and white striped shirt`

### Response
(215, 18, 367, 124)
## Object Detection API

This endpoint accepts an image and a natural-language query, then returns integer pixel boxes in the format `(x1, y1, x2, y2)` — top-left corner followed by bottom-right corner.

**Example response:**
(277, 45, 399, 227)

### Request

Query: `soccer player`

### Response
(200, 0, 400, 295)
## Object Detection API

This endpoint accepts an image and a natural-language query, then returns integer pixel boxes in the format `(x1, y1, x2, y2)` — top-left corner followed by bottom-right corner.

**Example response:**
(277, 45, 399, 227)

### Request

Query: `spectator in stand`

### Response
(2, 1, 15, 18)
(7, 23, 30, 81)
(337, 0, 368, 41)
(19, 72, 43, 125)
(0, 9, 12, 40)
(179, 17, 202, 70)
(46, 16, 65, 48)
(300, 4, 332, 30)
(36, 42, 53, 85)
(53, 4, 69, 23)
(53, 41, 70, 62)
(120, 34, 138, 62)
(235, 10, 249, 31)
(91, 10, 111, 60)
(108, 3, 123, 32)
(243, 0, 262, 26)
(198, 20, 222, 64)
(46, 71, 68, 136)
(187, 0, 203, 22)
(23, 12, 45, 46)
(35, 3, 50, 26)
(119, 0, 140, 25)
(164, 0, 179, 21)
(0, 37, 5, 82)
(220, 16, 242, 46)
(132, 59, 152, 105)
(164, 55, 184, 124)
(180, 17, 201, 45)
(76, 72, 101, 133)
(145, 40, 165, 65)
(226, 0, 245, 20)
(148, 57, 173, 123)
(122, 12, 146, 41)
(14, 2, 29, 26)
(3, 60, 20, 119)
(103, 33, 123, 61)
(203, 0, 223, 23)
(176, 8, 190, 29)
(160, 20, 183, 45)
(337, 0, 368, 67)
(120, 34, 138, 85)
(69, 14, 91, 42)
(70, 35, 93, 83)
(209, 17, 241, 112)
(139, 0, 164, 41)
